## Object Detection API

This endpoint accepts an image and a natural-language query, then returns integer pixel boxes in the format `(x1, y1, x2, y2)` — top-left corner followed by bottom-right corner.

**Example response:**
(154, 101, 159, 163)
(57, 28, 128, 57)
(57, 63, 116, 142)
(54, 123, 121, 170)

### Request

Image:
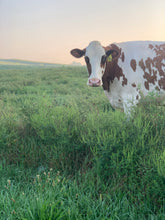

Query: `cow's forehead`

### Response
(85, 41, 105, 58)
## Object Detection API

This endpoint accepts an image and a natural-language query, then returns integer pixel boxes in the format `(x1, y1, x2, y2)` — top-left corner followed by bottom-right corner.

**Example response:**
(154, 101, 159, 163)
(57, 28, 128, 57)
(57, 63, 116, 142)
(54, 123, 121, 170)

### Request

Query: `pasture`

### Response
(0, 64, 165, 219)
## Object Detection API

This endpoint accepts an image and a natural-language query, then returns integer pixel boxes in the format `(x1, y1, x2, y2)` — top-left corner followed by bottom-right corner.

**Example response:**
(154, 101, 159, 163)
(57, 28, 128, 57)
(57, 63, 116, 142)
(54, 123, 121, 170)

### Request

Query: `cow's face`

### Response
(70, 41, 116, 87)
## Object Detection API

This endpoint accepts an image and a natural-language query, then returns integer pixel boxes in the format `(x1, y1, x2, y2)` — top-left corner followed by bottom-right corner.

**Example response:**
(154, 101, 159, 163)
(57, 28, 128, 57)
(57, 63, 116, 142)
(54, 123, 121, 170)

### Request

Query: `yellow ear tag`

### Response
(107, 54, 112, 62)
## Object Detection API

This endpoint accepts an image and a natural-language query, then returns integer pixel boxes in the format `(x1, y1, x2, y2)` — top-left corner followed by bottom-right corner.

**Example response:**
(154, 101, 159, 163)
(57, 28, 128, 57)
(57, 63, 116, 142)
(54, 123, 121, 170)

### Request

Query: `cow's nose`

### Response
(89, 78, 101, 87)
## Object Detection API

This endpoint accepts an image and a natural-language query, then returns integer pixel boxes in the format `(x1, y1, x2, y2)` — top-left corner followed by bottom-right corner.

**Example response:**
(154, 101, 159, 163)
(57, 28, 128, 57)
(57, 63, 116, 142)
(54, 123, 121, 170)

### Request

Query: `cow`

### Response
(70, 41, 165, 115)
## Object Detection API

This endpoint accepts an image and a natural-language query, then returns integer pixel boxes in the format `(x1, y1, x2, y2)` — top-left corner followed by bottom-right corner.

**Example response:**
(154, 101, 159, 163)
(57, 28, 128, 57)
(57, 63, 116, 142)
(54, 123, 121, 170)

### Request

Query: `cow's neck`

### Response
(102, 58, 127, 92)
(102, 59, 119, 91)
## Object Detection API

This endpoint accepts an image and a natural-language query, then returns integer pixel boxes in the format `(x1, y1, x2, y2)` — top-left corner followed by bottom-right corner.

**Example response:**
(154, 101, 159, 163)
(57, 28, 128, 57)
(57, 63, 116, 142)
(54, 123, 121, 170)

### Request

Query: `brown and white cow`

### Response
(70, 41, 165, 115)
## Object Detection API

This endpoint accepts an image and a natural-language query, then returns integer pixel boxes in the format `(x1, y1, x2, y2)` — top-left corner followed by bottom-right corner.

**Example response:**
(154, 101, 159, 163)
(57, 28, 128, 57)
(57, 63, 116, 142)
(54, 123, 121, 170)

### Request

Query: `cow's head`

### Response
(70, 41, 118, 87)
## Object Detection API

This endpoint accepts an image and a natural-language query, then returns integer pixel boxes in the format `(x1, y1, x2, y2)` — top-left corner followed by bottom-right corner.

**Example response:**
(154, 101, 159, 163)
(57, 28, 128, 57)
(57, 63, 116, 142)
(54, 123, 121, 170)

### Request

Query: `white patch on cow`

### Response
(162, 59, 165, 72)
(162, 59, 165, 65)
(85, 41, 105, 85)
(162, 66, 165, 72)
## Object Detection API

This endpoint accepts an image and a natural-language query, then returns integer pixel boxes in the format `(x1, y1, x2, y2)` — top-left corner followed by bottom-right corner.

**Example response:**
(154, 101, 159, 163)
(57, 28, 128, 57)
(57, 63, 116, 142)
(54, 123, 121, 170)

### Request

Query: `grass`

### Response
(0, 64, 165, 219)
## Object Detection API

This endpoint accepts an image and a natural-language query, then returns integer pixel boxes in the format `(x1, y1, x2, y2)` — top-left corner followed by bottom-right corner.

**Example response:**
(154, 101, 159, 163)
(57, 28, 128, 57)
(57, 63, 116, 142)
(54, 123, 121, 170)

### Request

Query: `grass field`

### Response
(0, 64, 165, 219)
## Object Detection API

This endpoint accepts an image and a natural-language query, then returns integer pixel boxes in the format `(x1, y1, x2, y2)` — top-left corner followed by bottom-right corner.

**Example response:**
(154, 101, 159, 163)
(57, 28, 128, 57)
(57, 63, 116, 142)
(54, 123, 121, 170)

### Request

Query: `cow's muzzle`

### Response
(88, 78, 101, 87)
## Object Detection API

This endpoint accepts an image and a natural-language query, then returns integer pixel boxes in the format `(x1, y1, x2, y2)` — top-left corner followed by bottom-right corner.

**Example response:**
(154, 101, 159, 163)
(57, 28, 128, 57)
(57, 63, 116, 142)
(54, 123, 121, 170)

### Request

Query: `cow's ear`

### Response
(70, 49, 85, 58)
(106, 49, 118, 58)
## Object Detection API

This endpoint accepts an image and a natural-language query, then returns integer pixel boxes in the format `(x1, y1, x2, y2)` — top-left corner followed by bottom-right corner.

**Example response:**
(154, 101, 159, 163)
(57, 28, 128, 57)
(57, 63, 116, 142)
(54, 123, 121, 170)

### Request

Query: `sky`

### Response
(0, 0, 165, 64)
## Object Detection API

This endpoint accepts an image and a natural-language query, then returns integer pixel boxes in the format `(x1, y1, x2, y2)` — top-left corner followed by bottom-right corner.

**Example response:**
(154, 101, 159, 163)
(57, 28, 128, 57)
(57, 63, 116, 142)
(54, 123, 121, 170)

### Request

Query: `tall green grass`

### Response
(0, 65, 165, 219)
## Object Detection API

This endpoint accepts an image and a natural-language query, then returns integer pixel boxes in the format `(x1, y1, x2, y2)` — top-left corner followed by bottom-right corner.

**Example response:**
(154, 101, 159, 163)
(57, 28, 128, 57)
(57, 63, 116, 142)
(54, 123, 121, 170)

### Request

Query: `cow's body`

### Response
(71, 41, 165, 114)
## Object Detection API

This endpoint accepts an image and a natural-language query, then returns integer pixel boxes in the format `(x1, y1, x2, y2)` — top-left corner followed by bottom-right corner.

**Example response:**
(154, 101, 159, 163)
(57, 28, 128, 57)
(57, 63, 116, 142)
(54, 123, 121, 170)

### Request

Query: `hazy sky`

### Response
(0, 0, 165, 64)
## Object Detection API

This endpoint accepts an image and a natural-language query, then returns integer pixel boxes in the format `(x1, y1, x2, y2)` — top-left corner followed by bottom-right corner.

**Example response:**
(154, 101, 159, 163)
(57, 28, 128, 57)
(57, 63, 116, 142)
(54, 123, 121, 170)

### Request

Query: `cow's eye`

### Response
(85, 56, 89, 64)
(101, 55, 106, 64)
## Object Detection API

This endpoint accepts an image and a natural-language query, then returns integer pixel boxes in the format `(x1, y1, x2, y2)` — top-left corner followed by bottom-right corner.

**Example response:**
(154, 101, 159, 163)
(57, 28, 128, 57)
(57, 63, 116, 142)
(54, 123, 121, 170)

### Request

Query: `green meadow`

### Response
(0, 64, 165, 219)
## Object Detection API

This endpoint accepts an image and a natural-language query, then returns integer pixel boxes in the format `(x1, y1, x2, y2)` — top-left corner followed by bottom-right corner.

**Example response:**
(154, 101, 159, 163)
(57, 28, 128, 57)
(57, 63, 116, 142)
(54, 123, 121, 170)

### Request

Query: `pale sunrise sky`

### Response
(0, 0, 165, 64)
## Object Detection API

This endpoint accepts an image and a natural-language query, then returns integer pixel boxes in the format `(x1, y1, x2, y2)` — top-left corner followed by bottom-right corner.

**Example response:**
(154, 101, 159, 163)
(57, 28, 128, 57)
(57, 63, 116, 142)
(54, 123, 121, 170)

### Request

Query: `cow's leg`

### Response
(104, 90, 124, 111)
(123, 97, 138, 117)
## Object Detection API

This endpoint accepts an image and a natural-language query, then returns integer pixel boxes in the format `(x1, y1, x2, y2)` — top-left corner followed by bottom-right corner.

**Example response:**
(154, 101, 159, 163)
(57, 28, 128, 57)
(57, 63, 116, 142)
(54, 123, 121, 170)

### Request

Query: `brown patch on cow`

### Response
(132, 83, 136, 87)
(153, 45, 165, 91)
(136, 95, 139, 100)
(154, 44, 165, 57)
(102, 44, 128, 91)
(139, 59, 145, 72)
(144, 58, 157, 85)
(139, 43, 165, 91)
(86, 62, 92, 76)
(100, 55, 107, 68)
(130, 59, 137, 72)
(121, 52, 125, 62)
(145, 58, 154, 74)
(110, 44, 121, 57)
(149, 44, 154, 50)
(101, 63, 106, 69)
(144, 81, 149, 90)
(122, 76, 127, 86)
(118, 99, 121, 102)
(85, 56, 92, 76)
(104, 44, 121, 59)
(102, 62, 112, 91)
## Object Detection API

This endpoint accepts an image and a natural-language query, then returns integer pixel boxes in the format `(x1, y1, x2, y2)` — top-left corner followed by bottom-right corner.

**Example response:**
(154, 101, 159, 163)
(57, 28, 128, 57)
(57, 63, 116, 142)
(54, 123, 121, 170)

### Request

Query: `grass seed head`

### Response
(36, 175, 40, 180)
